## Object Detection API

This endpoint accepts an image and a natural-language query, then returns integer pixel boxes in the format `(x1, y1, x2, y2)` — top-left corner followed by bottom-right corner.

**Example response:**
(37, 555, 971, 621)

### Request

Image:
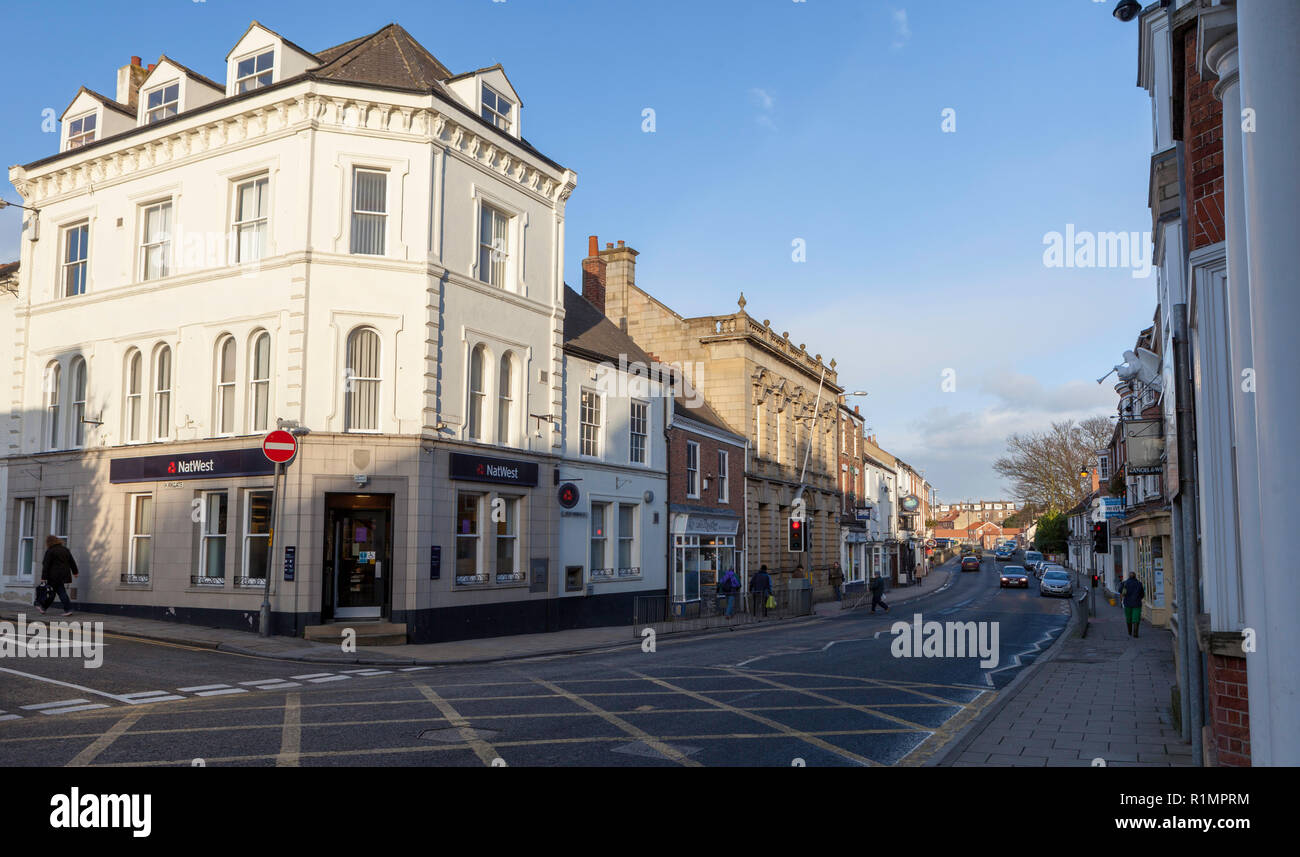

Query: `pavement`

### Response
(935, 593, 1192, 767)
(813, 567, 953, 618)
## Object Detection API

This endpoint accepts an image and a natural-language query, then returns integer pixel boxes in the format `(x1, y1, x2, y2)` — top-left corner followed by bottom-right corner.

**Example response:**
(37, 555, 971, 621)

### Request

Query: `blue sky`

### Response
(0, 0, 1156, 501)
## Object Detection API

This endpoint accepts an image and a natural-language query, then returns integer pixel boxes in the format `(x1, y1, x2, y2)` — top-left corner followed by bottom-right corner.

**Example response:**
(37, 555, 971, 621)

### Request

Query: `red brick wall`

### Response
(1206, 653, 1251, 766)
(1181, 28, 1225, 250)
(667, 425, 745, 526)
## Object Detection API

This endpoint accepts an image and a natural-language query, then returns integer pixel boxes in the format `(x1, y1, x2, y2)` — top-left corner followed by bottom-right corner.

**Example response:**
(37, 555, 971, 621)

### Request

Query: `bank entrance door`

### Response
(323, 493, 392, 621)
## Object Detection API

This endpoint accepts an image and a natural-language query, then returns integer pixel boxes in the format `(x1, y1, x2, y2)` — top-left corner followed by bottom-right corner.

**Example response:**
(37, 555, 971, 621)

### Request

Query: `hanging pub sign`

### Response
(449, 452, 539, 487)
(109, 448, 276, 483)
(900, 494, 921, 513)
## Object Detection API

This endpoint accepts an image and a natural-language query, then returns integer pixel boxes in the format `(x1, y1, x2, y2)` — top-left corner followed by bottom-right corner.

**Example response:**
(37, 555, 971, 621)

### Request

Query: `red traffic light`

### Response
(792, 521, 801, 529)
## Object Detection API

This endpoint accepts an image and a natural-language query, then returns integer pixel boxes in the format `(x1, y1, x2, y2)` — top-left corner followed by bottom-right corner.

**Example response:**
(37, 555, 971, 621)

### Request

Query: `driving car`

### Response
(1039, 569, 1073, 597)
(1038, 562, 1067, 580)
(960, 555, 981, 572)
(1000, 566, 1030, 588)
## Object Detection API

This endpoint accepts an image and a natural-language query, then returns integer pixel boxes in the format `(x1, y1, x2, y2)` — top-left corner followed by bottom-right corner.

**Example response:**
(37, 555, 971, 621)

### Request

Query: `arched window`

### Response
(216, 335, 236, 436)
(44, 362, 61, 450)
(497, 352, 514, 444)
(125, 349, 142, 443)
(249, 331, 271, 432)
(153, 344, 172, 441)
(70, 357, 87, 447)
(344, 327, 380, 432)
(468, 345, 486, 440)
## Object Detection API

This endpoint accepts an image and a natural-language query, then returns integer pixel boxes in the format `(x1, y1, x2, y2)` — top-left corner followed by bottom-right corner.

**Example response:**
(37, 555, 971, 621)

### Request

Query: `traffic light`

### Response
(788, 517, 806, 553)
(1092, 521, 1109, 553)
(1092, 574, 1100, 588)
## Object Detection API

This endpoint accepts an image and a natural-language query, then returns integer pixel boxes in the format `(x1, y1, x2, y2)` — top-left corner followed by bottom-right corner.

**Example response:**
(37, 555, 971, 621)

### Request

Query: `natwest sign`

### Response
(110, 448, 276, 484)
(449, 452, 539, 487)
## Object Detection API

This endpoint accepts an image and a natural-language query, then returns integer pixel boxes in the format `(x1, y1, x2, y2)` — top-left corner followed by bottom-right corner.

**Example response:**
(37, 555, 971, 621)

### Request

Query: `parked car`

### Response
(960, 555, 981, 572)
(1023, 550, 1044, 573)
(1039, 569, 1072, 597)
(1000, 566, 1030, 588)
(1038, 562, 1066, 580)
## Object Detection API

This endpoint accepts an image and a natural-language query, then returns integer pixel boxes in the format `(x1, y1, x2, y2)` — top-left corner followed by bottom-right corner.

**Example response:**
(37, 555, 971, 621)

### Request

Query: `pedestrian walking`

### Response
(829, 562, 844, 602)
(750, 565, 774, 617)
(869, 573, 889, 613)
(38, 535, 79, 616)
(719, 568, 740, 618)
(1121, 571, 1145, 638)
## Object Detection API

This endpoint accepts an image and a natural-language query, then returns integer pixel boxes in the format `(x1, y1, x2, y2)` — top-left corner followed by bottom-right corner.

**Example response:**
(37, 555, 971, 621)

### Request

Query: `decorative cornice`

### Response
(10, 84, 572, 208)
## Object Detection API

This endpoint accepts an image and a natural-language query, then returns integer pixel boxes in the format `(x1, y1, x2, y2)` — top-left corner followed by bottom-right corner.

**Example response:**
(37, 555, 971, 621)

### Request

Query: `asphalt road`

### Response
(0, 553, 1069, 767)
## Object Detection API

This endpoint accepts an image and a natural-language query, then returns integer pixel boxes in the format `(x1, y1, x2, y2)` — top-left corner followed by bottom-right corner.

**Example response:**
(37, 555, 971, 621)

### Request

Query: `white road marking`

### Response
(399, 667, 431, 672)
(240, 679, 303, 688)
(341, 668, 392, 675)
(306, 675, 350, 684)
(22, 698, 91, 710)
(42, 703, 110, 715)
(194, 688, 247, 697)
(178, 684, 234, 692)
(291, 673, 335, 680)
(984, 626, 1060, 687)
(120, 691, 185, 703)
(0, 665, 133, 703)
(0, 713, 22, 722)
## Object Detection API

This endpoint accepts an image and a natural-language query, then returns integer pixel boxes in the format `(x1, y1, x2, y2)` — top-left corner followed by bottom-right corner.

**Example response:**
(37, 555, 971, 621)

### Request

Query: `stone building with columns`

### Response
(580, 237, 843, 599)
(1128, 0, 1299, 766)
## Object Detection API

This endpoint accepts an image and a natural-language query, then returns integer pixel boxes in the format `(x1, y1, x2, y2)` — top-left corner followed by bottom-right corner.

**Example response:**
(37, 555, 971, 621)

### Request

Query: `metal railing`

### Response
(633, 586, 813, 637)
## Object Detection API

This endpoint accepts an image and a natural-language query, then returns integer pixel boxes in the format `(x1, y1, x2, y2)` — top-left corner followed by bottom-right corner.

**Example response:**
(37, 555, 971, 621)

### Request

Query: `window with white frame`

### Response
(249, 331, 271, 432)
(44, 362, 61, 450)
(718, 449, 729, 502)
(215, 336, 236, 436)
(590, 503, 611, 578)
(686, 440, 700, 498)
(125, 349, 143, 443)
(198, 491, 227, 584)
(468, 345, 486, 441)
(480, 84, 513, 132)
(49, 497, 69, 548)
(478, 203, 509, 287)
(497, 353, 514, 444)
(630, 400, 648, 465)
(127, 493, 153, 582)
(233, 176, 269, 263)
(153, 345, 172, 440)
(345, 327, 381, 432)
(234, 49, 274, 92)
(455, 491, 484, 584)
(144, 83, 179, 124)
(70, 358, 87, 447)
(62, 222, 88, 297)
(495, 496, 520, 582)
(242, 490, 273, 585)
(140, 201, 172, 280)
(66, 112, 96, 149)
(350, 168, 387, 255)
(16, 499, 36, 580)
(618, 504, 637, 576)
(580, 390, 601, 457)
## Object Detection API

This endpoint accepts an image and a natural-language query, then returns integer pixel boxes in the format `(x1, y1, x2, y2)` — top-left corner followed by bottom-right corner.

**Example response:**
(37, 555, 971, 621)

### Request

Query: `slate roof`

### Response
(0, 261, 18, 282)
(563, 285, 655, 366)
(313, 23, 453, 91)
(63, 87, 135, 120)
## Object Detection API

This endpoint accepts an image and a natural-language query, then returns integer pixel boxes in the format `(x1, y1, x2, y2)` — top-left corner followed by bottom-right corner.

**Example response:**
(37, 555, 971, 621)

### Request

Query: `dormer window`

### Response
(235, 50, 274, 92)
(481, 84, 513, 133)
(145, 83, 179, 124)
(66, 112, 96, 150)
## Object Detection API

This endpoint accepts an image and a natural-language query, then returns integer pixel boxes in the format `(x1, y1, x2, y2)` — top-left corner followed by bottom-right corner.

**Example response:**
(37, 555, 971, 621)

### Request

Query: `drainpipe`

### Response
(1173, 305, 1205, 765)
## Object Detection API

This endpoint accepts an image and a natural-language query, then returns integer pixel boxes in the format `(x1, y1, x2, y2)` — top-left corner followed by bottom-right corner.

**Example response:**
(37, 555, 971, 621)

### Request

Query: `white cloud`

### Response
(891, 9, 911, 49)
(748, 88, 775, 129)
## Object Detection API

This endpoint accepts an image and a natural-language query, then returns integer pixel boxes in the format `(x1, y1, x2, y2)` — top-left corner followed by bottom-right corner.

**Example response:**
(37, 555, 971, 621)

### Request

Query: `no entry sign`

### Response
(262, 430, 297, 464)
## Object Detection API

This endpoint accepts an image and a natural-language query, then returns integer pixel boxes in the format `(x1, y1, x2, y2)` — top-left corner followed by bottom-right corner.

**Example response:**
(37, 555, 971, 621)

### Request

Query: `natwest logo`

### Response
(173, 458, 216, 474)
(482, 463, 519, 480)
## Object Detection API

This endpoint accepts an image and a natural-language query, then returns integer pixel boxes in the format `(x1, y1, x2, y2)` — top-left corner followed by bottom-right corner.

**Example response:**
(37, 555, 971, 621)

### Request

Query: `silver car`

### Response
(1039, 569, 1072, 597)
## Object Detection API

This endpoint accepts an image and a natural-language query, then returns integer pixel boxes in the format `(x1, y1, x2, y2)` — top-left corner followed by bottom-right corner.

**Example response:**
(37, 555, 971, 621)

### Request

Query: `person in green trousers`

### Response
(1120, 571, 1145, 638)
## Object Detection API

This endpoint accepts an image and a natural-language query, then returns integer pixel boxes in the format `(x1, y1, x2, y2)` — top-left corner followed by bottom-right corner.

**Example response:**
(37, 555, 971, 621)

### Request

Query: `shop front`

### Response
(670, 509, 742, 603)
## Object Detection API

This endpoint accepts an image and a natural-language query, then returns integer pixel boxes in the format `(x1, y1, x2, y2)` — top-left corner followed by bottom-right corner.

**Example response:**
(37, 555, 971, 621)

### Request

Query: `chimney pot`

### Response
(617, 240, 625, 247)
(147, 63, 155, 72)
(131, 56, 142, 67)
(606, 242, 613, 250)
(587, 235, 598, 256)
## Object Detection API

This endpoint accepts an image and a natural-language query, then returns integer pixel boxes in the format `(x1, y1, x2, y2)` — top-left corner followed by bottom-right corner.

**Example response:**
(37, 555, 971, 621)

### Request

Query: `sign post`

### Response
(259, 430, 298, 637)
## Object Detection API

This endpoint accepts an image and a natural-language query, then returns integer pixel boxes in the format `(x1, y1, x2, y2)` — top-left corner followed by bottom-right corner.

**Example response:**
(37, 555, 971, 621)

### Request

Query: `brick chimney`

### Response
(116, 56, 148, 110)
(581, 235, 607, 314)
(582, 236, 639, 326)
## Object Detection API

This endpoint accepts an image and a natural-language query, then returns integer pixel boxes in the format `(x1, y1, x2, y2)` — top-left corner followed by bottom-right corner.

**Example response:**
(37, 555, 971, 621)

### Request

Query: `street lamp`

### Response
(0, 199, 38, 212)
